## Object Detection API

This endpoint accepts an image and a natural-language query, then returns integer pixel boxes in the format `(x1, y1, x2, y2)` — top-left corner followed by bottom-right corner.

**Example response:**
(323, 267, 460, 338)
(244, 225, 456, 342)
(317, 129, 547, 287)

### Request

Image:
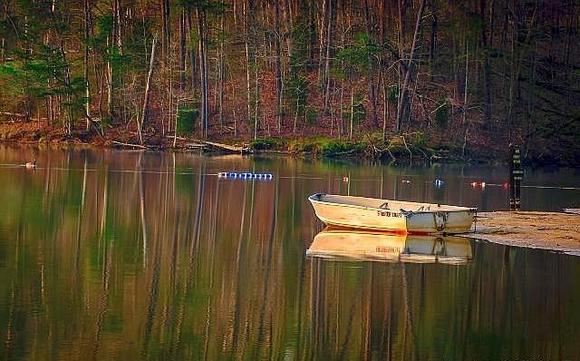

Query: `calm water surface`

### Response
(0, 146, 579, 361)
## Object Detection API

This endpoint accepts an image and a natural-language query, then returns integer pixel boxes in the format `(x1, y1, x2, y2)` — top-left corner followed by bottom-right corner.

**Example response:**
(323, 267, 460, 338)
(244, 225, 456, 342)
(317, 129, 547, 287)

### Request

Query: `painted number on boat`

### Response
(376, 246, 400, 254)
(377, 210, 401, 218)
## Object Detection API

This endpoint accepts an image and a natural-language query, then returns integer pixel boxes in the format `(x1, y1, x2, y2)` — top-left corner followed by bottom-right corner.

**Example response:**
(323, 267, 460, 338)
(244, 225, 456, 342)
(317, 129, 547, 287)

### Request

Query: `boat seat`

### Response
(379, 202, 389, 209)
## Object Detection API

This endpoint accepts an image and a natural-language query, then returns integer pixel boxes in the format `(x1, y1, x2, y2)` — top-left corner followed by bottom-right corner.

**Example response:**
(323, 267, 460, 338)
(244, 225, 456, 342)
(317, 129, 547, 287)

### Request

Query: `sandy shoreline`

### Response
(461, 211, 580, 256)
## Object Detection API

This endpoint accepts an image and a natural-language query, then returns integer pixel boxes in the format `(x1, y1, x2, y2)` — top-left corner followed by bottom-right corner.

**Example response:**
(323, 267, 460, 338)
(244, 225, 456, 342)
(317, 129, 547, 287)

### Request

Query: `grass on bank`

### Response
(249, 132, 439, 160)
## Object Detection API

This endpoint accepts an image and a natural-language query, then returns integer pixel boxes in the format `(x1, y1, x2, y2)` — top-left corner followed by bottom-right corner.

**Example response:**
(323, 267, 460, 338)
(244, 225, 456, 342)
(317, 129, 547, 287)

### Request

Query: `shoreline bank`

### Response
(0, 120, 564, 166)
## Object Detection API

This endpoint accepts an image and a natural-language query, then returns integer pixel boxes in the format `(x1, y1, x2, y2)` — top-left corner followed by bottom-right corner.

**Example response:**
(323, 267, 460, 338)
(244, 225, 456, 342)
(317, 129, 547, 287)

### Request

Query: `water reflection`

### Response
(307, 228, 472, 265)
(0, 146, 579, 360)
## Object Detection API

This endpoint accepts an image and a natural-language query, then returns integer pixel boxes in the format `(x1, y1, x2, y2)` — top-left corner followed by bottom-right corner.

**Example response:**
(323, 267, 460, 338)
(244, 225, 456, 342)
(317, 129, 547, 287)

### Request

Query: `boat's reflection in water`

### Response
(307, 227, 473, 265)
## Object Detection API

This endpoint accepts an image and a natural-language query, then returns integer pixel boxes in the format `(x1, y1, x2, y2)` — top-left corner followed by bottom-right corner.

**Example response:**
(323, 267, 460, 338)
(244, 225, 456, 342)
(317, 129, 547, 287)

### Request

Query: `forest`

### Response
(0, 0, 578, 164)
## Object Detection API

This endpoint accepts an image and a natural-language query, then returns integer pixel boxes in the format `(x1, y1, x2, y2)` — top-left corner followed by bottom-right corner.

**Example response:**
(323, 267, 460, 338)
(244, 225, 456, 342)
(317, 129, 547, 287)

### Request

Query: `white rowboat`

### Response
(308, 193, 476, 234)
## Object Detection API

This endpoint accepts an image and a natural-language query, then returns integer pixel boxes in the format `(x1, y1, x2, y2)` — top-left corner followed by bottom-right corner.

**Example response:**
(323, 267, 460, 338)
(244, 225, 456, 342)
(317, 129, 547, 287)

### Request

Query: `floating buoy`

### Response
(401, 179, 411, 184)
(434, 179, 444, 187)
(470, 181, 487, 189)
(218, 171, 273, 180)
(342, 176, 349, 182)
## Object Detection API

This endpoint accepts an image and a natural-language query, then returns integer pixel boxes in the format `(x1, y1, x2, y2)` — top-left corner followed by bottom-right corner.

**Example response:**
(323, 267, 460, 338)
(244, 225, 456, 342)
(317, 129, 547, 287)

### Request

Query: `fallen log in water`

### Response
(186, 139, 250, 154)
(112, 140, 149, 149)
(184, 143, 207, 149)
(202, 140, 248, 153)
(461, 211, 580, 255)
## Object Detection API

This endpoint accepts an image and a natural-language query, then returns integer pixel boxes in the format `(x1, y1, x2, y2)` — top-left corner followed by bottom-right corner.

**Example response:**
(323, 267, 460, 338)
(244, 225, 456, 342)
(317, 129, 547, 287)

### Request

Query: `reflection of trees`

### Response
(0, 150, 578, 360)
(306, 250, 580, 360)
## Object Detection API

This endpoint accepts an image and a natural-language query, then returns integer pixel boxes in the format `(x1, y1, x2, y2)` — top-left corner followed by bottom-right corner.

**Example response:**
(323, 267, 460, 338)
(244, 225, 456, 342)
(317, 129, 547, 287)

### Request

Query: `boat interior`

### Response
(312, 193, 473, 212)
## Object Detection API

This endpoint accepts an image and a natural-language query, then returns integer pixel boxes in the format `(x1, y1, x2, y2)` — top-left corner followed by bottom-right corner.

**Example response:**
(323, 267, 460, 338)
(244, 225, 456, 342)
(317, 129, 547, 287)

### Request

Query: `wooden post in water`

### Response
(509, 144, 523, 210)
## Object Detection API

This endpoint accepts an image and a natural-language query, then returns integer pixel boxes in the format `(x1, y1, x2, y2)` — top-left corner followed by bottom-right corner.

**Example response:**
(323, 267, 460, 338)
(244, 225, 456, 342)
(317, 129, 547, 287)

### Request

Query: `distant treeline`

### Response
(0, 0, 578, 161)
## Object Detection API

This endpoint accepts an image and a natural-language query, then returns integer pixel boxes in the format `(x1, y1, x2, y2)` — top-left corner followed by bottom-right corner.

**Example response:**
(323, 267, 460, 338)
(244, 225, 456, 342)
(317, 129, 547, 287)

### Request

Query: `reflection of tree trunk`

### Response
(461, 244, 484, 360)
(338, 303, 356, 360)
(231, 184, 248, 355)
(203, 174, 220, 358)
(380, 271, 395, 359)
(308, 259, 321, 354)
(100, 168, 108, 237)
(141, 232, 161, 359)
(190, 161, 205, 259)
(139, 154, 148, 268)
(363, 264, 373, 359)
(401, 264, 417, 357)
(254, 176, 279, 359)
(75, 156, 88, 278)
(93, 170, 112, 361)
(167, 154, 181, 356)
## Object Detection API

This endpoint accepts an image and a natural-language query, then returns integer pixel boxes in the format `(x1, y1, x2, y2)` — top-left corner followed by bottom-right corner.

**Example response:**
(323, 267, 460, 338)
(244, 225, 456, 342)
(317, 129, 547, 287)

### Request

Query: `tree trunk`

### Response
(187, 10, 197, 92)
(382, 79, 388, 141)
(429, 10, 437, 81)
(274, 0, 283, 133)
(106, 37, 113, 119)
(218, 11, 225, 128)
(293, 97, 299, 135)
(396, 0, 426, 133)
(253, 58, 259, 140)
(179, 9, 186, 92)
(462, 44, 469, 158)
(322, 0, 334, 114)
(349, 88, 354, 140)
(113, 0, 122, 52)
(364, 0, 378, 127)
(317, 0, 327, 81)
(58, 42, 73, 135)
(197, 7, 209, 138)
(0, 1, 5, 62)
(463, 44, 469, 125)
(481, 5, 492, 124)
(160, 0, 170, 60)
(139, 36, 157, 144)
(244, 0, 253, 123)
(84, 0, 91, 130)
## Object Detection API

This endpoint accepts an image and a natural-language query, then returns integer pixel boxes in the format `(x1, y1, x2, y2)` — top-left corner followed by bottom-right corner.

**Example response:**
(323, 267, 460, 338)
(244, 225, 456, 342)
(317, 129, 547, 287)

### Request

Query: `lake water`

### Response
(0, 146, 579, 360)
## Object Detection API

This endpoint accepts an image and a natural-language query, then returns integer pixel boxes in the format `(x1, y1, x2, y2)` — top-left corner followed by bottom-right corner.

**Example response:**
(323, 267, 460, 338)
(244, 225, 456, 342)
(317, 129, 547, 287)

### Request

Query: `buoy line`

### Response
(2, 163, 578, 190)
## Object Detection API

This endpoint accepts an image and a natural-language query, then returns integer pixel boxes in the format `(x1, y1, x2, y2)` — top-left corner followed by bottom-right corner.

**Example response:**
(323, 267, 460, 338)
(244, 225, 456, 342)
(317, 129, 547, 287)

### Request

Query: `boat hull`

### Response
(308, 193, 475, 234)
